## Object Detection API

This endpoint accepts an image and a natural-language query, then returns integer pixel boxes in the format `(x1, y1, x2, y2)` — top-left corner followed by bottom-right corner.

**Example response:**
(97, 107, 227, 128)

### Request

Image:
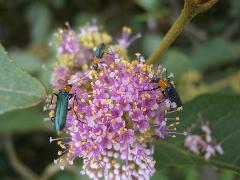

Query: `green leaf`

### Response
(151, 170, 170, 180)
(0, 45, 46, 115)
(134, 0, 160, 12)
(73, 13, 96, 28)
(9, 50, 52, 91)
(154, 93, 240, 173)
(219, 170, 237, 180)
(142, 34, 162, 57)
(0, 107, 49, 133)
(184, 167, 199, 180)
(25, 2, 52, 43)
(230, 0, 240, 17)
(161, 49, 190, 78)
(191, 38, 240, 70)
(9, 50, 43, 73)
(50, 0, 66, 9)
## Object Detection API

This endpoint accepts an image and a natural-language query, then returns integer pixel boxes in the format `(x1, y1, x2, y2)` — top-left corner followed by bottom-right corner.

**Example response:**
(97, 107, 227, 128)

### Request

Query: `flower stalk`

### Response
(146, 0, 218, 65)
(4, 134, 39, 180)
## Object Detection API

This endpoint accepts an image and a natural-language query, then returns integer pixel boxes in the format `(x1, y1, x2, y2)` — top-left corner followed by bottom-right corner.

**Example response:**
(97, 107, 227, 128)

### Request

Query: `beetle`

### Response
(141, 68, 182, 110)
(92, 43, 106, 70)
(151, 77, 182, 110)
(49, 84, 78, 135)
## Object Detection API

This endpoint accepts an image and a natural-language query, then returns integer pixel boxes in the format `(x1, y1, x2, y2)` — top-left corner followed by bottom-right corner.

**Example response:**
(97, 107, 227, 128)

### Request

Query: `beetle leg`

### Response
(72, 99, 79, 118)
(156, 99, 165, 104)
(50, 117, 54, 122)
(166, 107, 182, 114)
(50, 96, 54, 105)
(49, 93, 58, 105)
(139, 86, 160, 92)
(68, 94, 73, 100)
(72, 94, 80, 105)
(161, 90, 168, 99)
(72, 95, 86, 124)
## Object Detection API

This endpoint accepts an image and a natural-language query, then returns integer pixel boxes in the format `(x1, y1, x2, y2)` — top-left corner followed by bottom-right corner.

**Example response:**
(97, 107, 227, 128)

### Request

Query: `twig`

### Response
(40, 163, 59, 180)
(4, 134, 39, 180)
(147, 0, 218, 65)
(40, 163, 81, 180)
(169, 0, 208, 42)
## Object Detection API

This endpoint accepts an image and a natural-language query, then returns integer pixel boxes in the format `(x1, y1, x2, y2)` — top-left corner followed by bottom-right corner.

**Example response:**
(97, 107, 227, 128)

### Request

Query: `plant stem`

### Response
(40, 163, 80, 180)
(146, 0, 218, 65)
(4, 134, 39, 180)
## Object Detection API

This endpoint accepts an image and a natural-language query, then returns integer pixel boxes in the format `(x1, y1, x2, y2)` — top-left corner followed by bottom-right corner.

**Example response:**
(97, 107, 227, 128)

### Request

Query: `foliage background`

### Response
(0, 0, 240, 179)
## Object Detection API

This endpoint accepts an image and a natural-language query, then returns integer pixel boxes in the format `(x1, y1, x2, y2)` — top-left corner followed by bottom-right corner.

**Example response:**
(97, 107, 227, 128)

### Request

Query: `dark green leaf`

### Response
(50, 0, 66, 9)
(9, 50, 42, 73)
(25, 2, 52, 43)
(0, 45, 46, 115)
(134, 0, 160, 12)
(133, 13, 149, 22)
(0, 107, 49, 133)
(154, 93, 240, 173)
(219, 170, 237, 180)
(230, 0, 240, 17)
(161, 49, 190, 78)
(142, 34, 162, 57)
(151, 170, 170, 180)
(191, 38, 240, 70)
(73, 13, 96, 28)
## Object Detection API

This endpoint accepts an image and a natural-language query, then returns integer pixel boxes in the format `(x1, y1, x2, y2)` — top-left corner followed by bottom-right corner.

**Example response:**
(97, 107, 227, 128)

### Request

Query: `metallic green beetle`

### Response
(51, 85, 74, 135)
(92, 43, 106, 70)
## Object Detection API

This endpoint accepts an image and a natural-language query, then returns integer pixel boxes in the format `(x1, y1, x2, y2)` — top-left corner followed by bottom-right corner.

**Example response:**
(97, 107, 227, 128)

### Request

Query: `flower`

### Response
(81, 144, 156, 180)
(50, 22, 112, 90)
(57, 28, 80, 54)
(46, 22, 183, 180)
(117, 26, 141, 48)
(184, 116, 223, 160)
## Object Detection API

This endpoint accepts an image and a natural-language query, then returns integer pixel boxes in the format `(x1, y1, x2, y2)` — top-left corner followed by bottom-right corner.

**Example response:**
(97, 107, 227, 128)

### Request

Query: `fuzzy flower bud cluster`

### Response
(46, 22, 183, 180)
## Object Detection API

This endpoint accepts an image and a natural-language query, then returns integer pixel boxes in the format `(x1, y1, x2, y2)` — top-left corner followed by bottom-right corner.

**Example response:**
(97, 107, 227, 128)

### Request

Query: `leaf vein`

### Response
(0, 87, 40, 97)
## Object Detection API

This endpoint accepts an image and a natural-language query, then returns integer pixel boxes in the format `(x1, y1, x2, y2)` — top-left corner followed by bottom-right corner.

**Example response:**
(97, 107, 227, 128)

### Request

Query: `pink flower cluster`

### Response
(47, 23, 183, 179)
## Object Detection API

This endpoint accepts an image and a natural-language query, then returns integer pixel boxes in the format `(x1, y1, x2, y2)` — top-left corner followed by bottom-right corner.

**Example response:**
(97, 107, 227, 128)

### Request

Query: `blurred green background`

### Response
(0, 0, 240, 179)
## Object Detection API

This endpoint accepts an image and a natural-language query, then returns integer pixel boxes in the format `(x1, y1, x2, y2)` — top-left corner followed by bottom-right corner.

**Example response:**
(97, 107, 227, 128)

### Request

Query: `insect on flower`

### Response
(47, 23, 186, 179)
(92, 42, 106, 70)
(143, 66, 182, 111)
(45, 84, 80, 136)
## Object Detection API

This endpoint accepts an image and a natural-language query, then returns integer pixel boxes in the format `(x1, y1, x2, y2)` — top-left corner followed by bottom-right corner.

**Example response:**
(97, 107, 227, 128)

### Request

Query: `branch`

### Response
(147, 0, 218, 65)
(40, 163, 80, 180)
(4, 134, 39, 180)
(40, 163, 59, 180)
